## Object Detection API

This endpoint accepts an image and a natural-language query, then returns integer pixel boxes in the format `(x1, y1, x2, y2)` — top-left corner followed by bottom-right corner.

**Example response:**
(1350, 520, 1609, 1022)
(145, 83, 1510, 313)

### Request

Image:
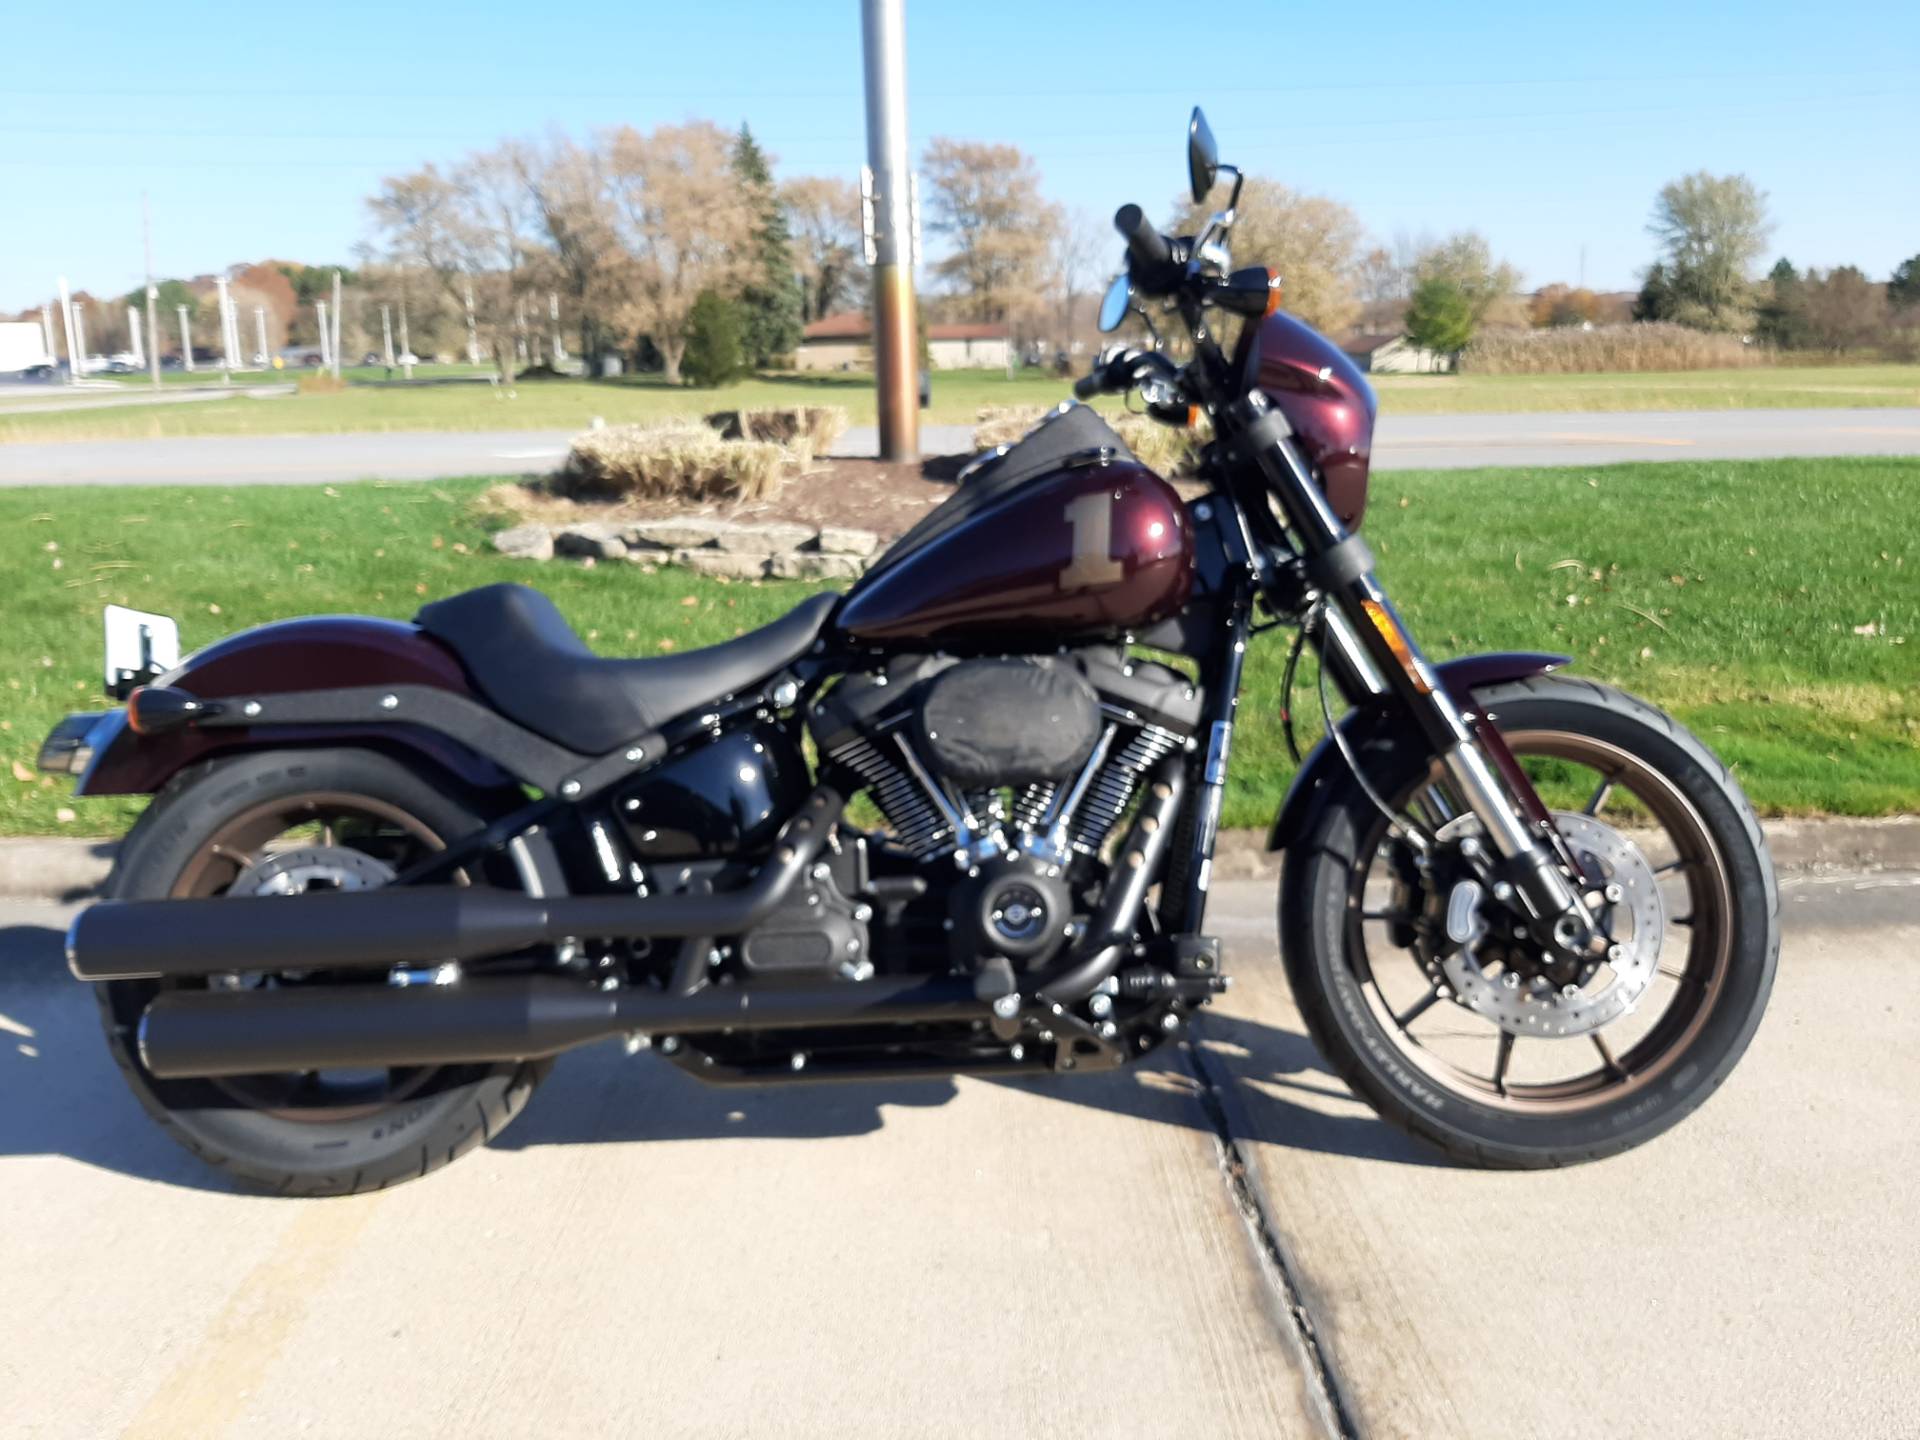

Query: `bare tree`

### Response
(601, 121, 757, 384)
(366, 149, 542, 375)
(1174, 180, 1364, 335)
(781, 175, 863, 322)
(1047, 206, 1107, 348)
(921, 138, 1061, 327)
(1801, 266, 1887, 352)
(512, 135, 619, 364)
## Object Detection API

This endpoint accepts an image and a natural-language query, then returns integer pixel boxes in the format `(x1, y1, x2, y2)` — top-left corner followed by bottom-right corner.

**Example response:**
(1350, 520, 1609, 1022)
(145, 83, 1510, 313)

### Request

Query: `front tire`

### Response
(1280, 676, 1779, 1167)
(97, 748, 549, 1195)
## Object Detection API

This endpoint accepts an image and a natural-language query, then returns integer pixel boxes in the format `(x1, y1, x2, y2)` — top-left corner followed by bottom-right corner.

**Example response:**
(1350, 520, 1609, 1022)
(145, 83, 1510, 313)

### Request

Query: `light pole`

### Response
(861, 0, 918, 461)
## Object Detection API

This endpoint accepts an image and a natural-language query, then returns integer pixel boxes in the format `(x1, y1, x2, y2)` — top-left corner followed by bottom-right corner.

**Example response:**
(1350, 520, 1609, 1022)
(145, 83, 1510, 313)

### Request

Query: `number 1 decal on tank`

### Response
(834, 450, 1193, 649)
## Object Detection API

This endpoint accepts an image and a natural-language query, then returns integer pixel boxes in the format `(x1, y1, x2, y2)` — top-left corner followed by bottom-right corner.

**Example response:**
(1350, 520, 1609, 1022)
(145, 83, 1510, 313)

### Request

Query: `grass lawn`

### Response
(0, 456, 1912, 838)
(1372, 362, 1920, 414)
(0, 370, 1083, 443)
(3, 363, 1916, 446)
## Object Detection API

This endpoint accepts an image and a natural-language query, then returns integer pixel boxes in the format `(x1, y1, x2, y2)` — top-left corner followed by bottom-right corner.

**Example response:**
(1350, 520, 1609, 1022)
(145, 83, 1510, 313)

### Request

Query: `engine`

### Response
(808, 651, 1201, 974)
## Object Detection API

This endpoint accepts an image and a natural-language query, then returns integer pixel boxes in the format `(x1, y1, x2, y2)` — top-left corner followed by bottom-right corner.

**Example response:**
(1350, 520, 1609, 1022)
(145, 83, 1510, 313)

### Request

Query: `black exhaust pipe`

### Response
(70, 788, 844, 983)
(137, 973, 990, 1079)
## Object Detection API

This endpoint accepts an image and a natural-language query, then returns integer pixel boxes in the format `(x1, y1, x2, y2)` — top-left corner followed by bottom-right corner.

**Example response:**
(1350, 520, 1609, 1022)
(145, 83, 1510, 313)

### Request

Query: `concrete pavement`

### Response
(2, 408, 1917, 487)
(1, 872, 1911, 1437)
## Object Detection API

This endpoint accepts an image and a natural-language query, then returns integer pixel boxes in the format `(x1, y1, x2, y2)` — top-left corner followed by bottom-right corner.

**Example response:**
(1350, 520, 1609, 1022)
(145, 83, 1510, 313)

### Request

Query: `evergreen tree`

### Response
(1756, 258, 1810, 350)
(1889, 254, 1920, 311)
(730, 125, 805, 367)
(682, 289, 744, 387)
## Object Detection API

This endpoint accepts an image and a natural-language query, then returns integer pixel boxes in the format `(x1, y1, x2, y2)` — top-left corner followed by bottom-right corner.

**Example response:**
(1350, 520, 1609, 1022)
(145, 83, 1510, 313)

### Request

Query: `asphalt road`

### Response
(1, 408, 1917, 487)
(1, 872, 1911, 1438)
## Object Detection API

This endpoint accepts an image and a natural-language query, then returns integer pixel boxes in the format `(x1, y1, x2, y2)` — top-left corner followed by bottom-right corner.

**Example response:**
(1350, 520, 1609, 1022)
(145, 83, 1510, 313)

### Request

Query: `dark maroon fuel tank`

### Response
(1236, 311, 1377, 527)
(836, 420, 1192, 649)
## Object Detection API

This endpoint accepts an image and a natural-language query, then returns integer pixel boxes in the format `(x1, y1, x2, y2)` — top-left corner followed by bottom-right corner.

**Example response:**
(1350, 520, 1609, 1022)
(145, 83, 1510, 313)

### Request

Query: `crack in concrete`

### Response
(1182, 1032, 1363, 1440)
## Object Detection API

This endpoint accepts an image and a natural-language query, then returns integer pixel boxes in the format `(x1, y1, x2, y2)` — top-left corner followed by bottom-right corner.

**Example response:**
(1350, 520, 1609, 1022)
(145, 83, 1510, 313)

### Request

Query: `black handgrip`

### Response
(1073, 373, 1101, 400)
(1114, 204, 1171, 270)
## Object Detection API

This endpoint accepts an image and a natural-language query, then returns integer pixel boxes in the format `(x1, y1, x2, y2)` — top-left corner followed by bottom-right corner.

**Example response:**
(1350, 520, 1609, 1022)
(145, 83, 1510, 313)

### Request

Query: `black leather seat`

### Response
(417, 583, 838, 754)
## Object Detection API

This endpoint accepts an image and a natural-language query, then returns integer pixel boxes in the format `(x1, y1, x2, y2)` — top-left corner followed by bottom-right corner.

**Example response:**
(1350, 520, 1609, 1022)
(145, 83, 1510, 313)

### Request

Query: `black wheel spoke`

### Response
(1361, 907, 1415, 923)
(1591, 1033, 1624, 1077)
(1491, 1030, 1515, 1095)
(1671, 914, 1694, 929)
(1395, 987, 1443, 1028)
(1654, 857, 1697, 876)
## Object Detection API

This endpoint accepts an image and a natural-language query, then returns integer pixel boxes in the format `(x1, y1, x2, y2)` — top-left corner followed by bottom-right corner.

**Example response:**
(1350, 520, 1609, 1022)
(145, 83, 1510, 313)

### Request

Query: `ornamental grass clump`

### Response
(706, 404, 849, 460)
(971, 404, 1205, 478)
(553, 420, 787, 503)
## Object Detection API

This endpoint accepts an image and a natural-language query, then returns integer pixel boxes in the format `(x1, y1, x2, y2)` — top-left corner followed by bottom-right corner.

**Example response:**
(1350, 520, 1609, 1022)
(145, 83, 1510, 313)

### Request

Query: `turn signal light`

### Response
(1264, 269, 1284, 317)
(1360, 599, 1433, 694)
(128, 686, 222, 736)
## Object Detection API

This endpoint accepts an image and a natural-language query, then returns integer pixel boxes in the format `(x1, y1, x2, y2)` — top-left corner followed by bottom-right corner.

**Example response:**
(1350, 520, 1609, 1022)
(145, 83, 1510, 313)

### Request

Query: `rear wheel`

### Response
(98, 748, 550, 1195)
(1280, 676, 1779, 1167)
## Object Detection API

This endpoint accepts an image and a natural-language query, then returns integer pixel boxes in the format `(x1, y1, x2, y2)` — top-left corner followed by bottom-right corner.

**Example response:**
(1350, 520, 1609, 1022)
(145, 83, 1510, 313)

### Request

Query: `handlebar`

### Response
(1114, 204, 1171, 271)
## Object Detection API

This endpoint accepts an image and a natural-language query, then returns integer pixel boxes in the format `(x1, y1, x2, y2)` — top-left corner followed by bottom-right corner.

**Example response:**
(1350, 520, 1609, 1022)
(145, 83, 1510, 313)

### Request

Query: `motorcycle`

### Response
(40, 110, 1777, 1194)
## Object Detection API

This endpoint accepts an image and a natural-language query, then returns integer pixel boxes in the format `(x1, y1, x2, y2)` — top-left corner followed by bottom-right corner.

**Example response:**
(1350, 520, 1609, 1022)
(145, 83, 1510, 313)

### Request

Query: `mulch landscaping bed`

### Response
(488, 455, 971, 541)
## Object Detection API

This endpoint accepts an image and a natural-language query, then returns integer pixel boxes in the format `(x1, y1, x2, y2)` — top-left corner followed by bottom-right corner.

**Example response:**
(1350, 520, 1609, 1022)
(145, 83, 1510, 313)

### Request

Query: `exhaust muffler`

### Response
(137, 973, 989, 1079)
(70, 788, 844, 983)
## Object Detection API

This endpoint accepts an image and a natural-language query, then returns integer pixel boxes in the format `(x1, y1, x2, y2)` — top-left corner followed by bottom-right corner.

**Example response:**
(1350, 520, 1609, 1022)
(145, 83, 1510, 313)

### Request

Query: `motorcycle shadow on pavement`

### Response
(0, 920, 1438, 1192)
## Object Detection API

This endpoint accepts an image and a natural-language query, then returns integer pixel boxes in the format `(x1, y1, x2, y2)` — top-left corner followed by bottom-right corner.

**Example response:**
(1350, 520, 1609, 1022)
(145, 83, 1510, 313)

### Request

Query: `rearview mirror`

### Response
(1188, 107, 1219, 204)
(1096, 273, 1132, 333)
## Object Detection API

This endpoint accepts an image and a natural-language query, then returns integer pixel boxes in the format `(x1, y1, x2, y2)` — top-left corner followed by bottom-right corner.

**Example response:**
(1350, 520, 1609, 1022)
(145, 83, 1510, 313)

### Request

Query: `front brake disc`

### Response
(1433, 812, 1664, 1038)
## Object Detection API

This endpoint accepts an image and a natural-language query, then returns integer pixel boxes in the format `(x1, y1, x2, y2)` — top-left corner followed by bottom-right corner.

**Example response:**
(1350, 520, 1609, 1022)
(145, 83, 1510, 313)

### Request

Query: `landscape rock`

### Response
(816, 526, 881, 558)
(491, 524, 553, 561)
(554, 523, 629, 561)
(712, 522, 815, 555)
(630, 518, 731, 549)
(675, 548, 770, 579)
(768, 552, 865, 581)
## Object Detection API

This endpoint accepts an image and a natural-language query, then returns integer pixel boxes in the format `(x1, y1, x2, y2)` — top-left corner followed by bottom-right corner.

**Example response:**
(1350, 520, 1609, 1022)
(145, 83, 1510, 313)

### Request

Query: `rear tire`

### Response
(97, 748, 550, 1195)
(1279, 676, 1779, 1167)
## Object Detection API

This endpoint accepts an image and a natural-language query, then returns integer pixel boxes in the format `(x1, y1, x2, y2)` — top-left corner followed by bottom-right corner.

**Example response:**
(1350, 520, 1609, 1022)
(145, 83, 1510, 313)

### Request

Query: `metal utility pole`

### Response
(399, 302, 414, 380)
(463, 280, 479, 365)
(72, 304, 89, 378)
(38, 305, 55, 365)
(127, 306, 143, 367)
(177, 304, 194, 372)
(254, 306, 268, 370)
(57, 279, 79, 382)
(381, 304, 395, 367)
(550, 291, 564, 363)
(860, 0, 919, 460)
(330, 270, 343, 379)
(143, 194, 161, 387)
(316, 301, 331, 370)
(214, 275, 233, 382)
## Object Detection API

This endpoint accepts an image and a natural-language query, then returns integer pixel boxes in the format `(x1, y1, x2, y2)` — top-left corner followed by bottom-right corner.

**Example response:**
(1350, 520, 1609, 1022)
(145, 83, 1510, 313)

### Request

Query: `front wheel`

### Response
(1280, 675, 1779, 1167)
(97, 748, 550, 1195)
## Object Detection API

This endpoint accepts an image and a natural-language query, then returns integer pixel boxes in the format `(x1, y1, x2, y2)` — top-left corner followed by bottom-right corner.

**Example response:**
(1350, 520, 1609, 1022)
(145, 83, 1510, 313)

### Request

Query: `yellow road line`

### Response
(120, 1194, 384, 1440)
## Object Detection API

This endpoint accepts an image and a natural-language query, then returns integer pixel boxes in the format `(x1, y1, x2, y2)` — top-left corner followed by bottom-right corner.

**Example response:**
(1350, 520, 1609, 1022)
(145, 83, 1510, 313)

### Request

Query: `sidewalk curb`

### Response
(2, 816, 1915, 906)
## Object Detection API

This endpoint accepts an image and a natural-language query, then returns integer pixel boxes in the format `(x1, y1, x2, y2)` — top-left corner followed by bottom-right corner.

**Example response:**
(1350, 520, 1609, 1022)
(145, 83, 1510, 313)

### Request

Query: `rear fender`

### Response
(1265, 651, 1570, 853)
(76, 616, 512, 797)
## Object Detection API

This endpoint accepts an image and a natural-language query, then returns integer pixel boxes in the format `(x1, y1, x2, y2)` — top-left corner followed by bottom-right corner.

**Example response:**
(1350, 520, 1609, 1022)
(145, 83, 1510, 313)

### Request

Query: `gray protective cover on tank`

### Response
(915, 659, 1103, 786)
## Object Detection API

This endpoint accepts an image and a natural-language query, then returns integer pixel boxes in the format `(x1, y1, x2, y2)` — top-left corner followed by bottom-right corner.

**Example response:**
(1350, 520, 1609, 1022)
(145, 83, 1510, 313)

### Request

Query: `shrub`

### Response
(553, 420, 786, 502)
(682, 290, 745, 387)
(1459, 323, 1761, 374)
(295, 373, 346, 394)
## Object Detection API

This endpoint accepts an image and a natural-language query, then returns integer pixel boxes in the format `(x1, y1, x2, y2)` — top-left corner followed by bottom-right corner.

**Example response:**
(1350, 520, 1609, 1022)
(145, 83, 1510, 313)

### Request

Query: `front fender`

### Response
(1264, 651, 1569, 853)
(77, 615, 512, 796)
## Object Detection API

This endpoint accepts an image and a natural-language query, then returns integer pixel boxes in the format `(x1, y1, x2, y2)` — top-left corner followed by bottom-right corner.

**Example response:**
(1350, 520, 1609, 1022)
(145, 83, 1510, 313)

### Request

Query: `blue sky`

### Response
(4, 0, 1915, 311)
